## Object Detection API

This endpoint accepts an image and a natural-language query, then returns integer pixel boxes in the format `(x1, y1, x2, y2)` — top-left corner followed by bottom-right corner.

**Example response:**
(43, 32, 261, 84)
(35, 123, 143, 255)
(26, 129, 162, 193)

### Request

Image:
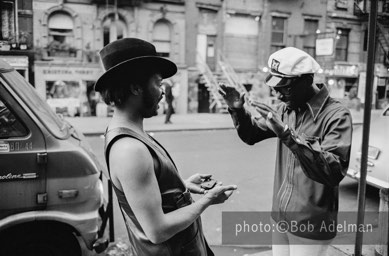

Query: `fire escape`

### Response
(196, 51, 249, 113)
(354, 0, 389, 66)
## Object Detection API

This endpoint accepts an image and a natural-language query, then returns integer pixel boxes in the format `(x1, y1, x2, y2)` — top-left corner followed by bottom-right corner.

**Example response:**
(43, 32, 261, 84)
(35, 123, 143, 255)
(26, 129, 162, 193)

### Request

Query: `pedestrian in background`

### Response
(163, 79, 174, 124)
(94, 38, 237, 256)
(219, 47, 352, 256)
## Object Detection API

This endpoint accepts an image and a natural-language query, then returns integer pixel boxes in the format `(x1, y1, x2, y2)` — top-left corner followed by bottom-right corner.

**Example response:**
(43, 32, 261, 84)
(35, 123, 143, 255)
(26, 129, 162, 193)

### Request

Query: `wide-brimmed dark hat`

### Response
(94, 38, 177, 92)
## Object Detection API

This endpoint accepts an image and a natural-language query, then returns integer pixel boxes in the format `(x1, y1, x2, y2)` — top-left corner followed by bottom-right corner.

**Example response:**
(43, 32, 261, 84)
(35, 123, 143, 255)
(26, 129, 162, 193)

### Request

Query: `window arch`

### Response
(48, 11, 74, 47)
(152, 19, 171, 57)
(102, 14, 127, 46)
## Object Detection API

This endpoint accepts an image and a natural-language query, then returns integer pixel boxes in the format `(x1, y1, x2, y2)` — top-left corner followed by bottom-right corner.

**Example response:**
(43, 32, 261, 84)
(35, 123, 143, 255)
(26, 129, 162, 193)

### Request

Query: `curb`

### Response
(83, 126, 236, 136)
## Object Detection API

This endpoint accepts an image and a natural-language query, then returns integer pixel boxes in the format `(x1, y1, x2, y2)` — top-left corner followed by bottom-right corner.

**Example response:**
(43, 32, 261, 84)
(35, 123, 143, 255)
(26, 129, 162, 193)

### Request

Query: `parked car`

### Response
(0, 59, 109, 255)
(347, 105, 389, 189)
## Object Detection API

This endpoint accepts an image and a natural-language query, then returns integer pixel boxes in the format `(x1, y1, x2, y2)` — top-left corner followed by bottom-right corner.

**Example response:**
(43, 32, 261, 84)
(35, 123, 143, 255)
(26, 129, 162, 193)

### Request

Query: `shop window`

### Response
(0, 96, 28, 139)
(47, 11, 76, 57)
(46, 80, 90, 117)
(303, 19, 318, 58)
(377, 77, 388, 99)
(335, 28, 349, 61)
(152, 19, 171, 57)
(102, 14, 127, 47)
(0, 0, 16, 41)
(271, 16, 287, 54)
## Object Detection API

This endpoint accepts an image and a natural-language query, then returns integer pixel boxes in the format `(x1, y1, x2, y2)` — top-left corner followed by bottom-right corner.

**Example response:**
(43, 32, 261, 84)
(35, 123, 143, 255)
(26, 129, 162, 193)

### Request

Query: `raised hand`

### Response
(251, 101, 287, 137)
(218, 83, 245, 109)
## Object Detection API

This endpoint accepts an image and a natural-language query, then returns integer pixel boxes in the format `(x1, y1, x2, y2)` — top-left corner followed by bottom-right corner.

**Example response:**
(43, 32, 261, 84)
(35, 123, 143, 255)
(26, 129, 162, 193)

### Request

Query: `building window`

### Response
(271, 16, 286, 53)
(0, 0, 16, 41)
(224, 13, 259, 70)
(152, 19, 171, 57)
(335, 29, 349, 61)
(303, 19, 319, 57)
(47, 11, 76, 56)
(225, 14, 259, 36)
(102, 14, 127, 47)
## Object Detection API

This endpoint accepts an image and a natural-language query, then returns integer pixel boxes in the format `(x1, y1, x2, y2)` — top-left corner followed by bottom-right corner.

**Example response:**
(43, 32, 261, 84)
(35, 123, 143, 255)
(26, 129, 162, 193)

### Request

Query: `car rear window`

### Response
(1, 71, 69, 139)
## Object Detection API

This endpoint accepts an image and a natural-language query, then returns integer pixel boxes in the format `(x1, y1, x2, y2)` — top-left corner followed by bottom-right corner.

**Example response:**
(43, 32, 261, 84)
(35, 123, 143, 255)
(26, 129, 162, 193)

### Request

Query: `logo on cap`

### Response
(271, 59, 280, 72)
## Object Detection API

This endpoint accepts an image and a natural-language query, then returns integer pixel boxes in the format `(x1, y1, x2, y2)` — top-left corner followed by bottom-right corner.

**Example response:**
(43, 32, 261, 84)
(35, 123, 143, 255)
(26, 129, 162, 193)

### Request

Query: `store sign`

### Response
(42, 68, 98, 76)
(316, 38, 334, 56)
(0, 56, 29, 68)
(36, 65, 103, 80)
(335, 0, 348, 10)
(334, 65, 359, 77)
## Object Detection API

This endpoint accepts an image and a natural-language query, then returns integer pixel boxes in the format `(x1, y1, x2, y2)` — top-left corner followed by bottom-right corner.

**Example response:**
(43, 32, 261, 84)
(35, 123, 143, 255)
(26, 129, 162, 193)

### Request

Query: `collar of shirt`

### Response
(282, 83, 330, 120)
(305, 83, 330, 122)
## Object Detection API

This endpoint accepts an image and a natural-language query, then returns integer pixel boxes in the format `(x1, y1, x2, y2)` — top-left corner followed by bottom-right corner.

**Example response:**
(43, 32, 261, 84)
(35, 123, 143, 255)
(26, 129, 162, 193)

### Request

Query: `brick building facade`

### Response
(30, 0, 389, 116)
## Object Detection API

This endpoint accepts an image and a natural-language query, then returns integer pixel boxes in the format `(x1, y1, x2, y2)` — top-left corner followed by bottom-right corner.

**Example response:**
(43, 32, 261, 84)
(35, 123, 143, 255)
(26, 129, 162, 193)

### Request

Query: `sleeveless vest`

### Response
(104, 127, 214, 256)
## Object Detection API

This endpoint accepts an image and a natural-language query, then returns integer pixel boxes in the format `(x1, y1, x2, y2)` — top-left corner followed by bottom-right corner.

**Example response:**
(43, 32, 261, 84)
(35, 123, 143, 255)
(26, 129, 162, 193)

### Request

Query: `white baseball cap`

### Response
(266, 47, 321, 87)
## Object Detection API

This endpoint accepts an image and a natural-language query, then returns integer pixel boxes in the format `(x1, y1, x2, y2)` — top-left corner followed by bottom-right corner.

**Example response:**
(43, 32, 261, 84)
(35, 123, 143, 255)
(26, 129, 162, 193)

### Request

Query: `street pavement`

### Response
(67, 109, 375, 256)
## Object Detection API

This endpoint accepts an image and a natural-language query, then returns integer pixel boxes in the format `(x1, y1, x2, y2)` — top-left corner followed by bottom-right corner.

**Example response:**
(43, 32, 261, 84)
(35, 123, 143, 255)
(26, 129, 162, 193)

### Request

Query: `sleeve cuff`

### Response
(280, 128, 300, 152)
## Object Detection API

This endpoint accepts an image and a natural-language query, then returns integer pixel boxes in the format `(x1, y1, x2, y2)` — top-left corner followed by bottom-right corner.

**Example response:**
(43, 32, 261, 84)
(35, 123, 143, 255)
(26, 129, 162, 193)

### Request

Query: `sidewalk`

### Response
(66, 113, 236, 136)
(66, 109, 365, 136)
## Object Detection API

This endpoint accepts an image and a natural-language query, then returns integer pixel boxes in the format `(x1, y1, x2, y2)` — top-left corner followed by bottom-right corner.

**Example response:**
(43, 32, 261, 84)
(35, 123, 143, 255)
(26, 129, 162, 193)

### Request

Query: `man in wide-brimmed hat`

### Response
(95, 38, 237, 256)
(219, 47, 352, 256)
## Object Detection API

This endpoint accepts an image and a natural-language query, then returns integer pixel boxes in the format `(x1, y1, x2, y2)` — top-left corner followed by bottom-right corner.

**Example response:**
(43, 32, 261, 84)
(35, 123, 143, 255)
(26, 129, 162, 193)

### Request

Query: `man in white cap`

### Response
(219, 47, 352, 256)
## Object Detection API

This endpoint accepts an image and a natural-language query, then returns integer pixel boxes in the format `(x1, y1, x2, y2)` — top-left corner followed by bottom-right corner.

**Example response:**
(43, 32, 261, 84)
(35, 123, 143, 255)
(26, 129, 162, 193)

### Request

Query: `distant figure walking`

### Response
(164, 80, 174, 124)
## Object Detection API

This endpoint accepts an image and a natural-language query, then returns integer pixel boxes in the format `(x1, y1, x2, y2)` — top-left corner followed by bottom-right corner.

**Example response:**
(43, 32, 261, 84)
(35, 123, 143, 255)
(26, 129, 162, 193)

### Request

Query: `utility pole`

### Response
(354, 0, 378, 255)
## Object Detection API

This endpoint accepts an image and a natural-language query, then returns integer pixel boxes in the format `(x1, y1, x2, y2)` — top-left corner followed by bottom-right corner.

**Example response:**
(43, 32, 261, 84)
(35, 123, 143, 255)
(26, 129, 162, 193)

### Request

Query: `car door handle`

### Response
(58, 189, 78, 198)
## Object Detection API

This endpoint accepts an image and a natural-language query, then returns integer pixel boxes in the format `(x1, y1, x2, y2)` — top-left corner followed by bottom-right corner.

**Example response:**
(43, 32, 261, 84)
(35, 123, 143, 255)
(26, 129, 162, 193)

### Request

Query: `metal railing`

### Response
(196, 52, 227, 111)
(217, 50, 247, 95)
(377, 21, 389, 66)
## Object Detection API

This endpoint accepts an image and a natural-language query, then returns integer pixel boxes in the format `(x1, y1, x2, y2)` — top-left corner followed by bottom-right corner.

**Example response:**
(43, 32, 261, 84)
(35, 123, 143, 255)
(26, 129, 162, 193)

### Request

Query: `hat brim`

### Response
(266, 74, 298, 88)
(94, 56, 177, 91)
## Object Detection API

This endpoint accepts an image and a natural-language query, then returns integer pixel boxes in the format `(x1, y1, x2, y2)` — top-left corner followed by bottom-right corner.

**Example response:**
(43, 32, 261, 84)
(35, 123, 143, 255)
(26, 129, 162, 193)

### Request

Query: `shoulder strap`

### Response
(104, 127, 163, 179)
(147, 134, 178, 170)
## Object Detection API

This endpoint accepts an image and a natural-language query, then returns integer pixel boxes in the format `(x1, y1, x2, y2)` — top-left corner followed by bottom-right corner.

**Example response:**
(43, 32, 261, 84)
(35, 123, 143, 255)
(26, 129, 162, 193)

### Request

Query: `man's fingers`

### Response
(255, 106, 268, 118)
(251, 101, 273, 112)
(266, 119, 273, 130)
(191, 186, 205, 194)
(248, 97, 264, 106)
(219, 185, 238, 193)
(224, 190, 234, 198)
(218, 87, 226, 96)
(218, 83, 229, 92)
(199, 174, 212, 179)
